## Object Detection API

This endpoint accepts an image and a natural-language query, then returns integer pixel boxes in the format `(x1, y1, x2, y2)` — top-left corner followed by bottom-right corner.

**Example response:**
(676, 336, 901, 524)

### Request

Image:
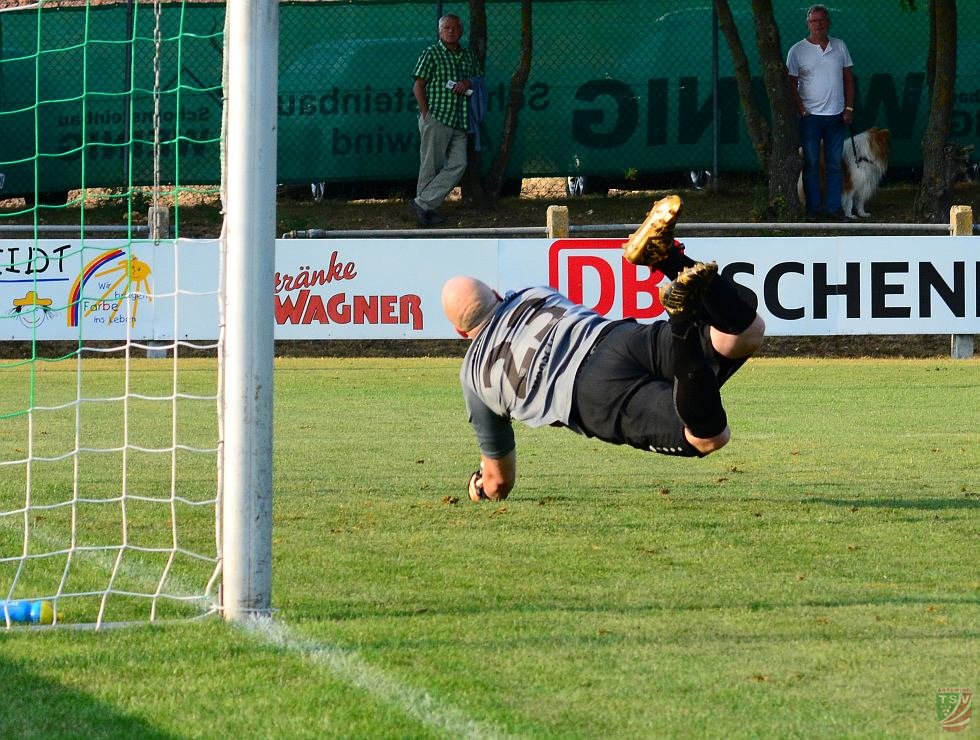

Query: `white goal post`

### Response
(220, 0, 278, 621)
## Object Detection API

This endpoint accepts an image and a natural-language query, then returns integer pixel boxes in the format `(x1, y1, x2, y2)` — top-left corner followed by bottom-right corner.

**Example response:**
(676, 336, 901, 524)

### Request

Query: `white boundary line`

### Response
(243, 617, 516, 740)
(10, 610, 517, 737)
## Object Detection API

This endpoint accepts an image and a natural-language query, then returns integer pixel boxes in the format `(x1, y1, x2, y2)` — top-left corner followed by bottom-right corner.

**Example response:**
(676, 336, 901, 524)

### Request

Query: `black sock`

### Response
(669, 321, 728, 439)
(656, 242, 697, 280)
(702, 274, 758, 335)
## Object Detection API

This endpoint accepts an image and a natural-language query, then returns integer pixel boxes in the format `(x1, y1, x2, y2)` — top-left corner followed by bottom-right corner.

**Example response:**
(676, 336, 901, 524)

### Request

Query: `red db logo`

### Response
(548, 239, 667, 320)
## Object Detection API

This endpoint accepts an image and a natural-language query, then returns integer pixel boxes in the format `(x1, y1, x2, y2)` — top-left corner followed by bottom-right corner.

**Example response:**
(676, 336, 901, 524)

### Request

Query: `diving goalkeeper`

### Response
(441, 195, 766, 502)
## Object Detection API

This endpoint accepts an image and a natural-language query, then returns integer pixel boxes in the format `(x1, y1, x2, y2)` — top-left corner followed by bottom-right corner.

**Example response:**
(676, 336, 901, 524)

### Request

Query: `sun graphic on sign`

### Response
(85, 255, 153, 326)
(67, 248, 155, 328)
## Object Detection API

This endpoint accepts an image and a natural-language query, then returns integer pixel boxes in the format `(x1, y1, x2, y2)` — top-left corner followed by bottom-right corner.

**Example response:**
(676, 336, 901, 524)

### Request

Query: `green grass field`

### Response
(1, 356, 978, 737)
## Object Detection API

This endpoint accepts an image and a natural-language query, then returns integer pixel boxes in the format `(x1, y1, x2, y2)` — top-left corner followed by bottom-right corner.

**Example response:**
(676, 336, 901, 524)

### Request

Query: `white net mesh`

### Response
(0, 0, 224, 628)
(1, 239, 223, 628)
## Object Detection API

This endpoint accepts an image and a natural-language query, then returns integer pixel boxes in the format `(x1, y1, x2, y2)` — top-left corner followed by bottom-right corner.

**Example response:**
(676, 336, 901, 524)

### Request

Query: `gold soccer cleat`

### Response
(659, 261, 718, 319)
(622, 194, 683, 266)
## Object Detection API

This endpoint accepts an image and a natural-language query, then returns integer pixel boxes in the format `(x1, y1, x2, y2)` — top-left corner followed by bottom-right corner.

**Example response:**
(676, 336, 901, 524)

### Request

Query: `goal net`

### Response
(0, 0, 274, 628)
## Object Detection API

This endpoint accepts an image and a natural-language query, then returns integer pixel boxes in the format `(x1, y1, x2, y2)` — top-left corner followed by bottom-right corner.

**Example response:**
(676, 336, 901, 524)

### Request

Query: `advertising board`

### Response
(1, 237, 976, 340)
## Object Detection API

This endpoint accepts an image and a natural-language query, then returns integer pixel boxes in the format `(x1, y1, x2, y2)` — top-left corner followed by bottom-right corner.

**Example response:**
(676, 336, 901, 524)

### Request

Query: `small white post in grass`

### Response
(221, 0, 278, 620)
(546, 205, 569, 238)
(948, 205, 975, 360)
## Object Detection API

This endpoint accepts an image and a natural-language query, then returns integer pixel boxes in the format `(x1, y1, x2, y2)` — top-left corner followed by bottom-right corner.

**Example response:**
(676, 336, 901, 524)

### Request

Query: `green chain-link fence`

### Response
(1, 0, 978, 199)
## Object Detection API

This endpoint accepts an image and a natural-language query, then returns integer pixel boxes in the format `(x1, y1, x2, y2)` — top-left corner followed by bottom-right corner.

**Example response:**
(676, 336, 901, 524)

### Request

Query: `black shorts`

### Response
(570, 320, 745, 456)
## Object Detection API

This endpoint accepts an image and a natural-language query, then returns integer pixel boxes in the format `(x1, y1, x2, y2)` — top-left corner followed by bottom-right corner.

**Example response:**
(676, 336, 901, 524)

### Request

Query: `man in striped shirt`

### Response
(410, 14, 482, 227)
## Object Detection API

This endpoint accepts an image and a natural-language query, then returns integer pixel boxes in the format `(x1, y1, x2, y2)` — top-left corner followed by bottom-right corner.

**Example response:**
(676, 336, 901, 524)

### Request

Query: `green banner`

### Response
(0, 0, 977, 197)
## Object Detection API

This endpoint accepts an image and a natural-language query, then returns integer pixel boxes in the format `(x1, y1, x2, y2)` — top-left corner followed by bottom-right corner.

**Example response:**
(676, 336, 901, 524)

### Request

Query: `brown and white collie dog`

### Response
(798, 127, 891, 218)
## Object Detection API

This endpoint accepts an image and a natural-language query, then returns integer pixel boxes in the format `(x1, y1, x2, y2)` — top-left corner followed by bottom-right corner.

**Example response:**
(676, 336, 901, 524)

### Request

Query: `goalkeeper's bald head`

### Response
(441, 276, 501, 338)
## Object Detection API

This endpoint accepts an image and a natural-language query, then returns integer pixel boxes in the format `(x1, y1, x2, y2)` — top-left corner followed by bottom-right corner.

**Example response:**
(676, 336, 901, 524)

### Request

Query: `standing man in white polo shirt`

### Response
(787, 4, 855, 221)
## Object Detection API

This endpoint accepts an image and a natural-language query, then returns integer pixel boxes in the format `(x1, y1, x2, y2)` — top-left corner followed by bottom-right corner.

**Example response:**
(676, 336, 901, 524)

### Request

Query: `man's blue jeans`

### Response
(799, 114, 846, 217)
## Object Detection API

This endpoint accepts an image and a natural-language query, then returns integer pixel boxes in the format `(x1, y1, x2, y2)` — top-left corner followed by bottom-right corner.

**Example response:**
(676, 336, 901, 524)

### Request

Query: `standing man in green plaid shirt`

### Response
(410, 14, 482, 227)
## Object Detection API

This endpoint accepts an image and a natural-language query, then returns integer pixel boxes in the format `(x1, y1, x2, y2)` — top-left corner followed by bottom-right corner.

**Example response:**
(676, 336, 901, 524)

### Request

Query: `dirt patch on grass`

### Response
(266, 335, 967, 360)
(0, 334, 968, 360)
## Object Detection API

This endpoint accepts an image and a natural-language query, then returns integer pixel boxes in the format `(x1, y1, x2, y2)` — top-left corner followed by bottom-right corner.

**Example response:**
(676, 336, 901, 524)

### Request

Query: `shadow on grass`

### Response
(0, 656, 174, 738)
(801, 496, 980, 511)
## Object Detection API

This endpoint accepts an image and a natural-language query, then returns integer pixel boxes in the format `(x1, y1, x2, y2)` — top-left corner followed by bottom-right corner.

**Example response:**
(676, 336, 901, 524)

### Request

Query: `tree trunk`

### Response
(467, 1, 487, 64)
(484, 0, 532, 200)
(751, 0, 801, 220)
(913, 0, 959, 223)
(713, 0, 770, 171)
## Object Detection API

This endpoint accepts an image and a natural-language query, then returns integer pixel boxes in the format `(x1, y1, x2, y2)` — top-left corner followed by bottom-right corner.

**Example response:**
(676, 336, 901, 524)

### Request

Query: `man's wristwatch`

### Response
(845, 106, 854, 112)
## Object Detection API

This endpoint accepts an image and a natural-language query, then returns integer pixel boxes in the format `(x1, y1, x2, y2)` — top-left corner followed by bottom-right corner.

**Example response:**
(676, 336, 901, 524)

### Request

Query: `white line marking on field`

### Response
(243, 617, 515, 740)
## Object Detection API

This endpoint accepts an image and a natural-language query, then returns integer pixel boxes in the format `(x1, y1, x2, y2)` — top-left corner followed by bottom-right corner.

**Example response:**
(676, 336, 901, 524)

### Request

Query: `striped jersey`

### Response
(460, 287, 612, 457)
